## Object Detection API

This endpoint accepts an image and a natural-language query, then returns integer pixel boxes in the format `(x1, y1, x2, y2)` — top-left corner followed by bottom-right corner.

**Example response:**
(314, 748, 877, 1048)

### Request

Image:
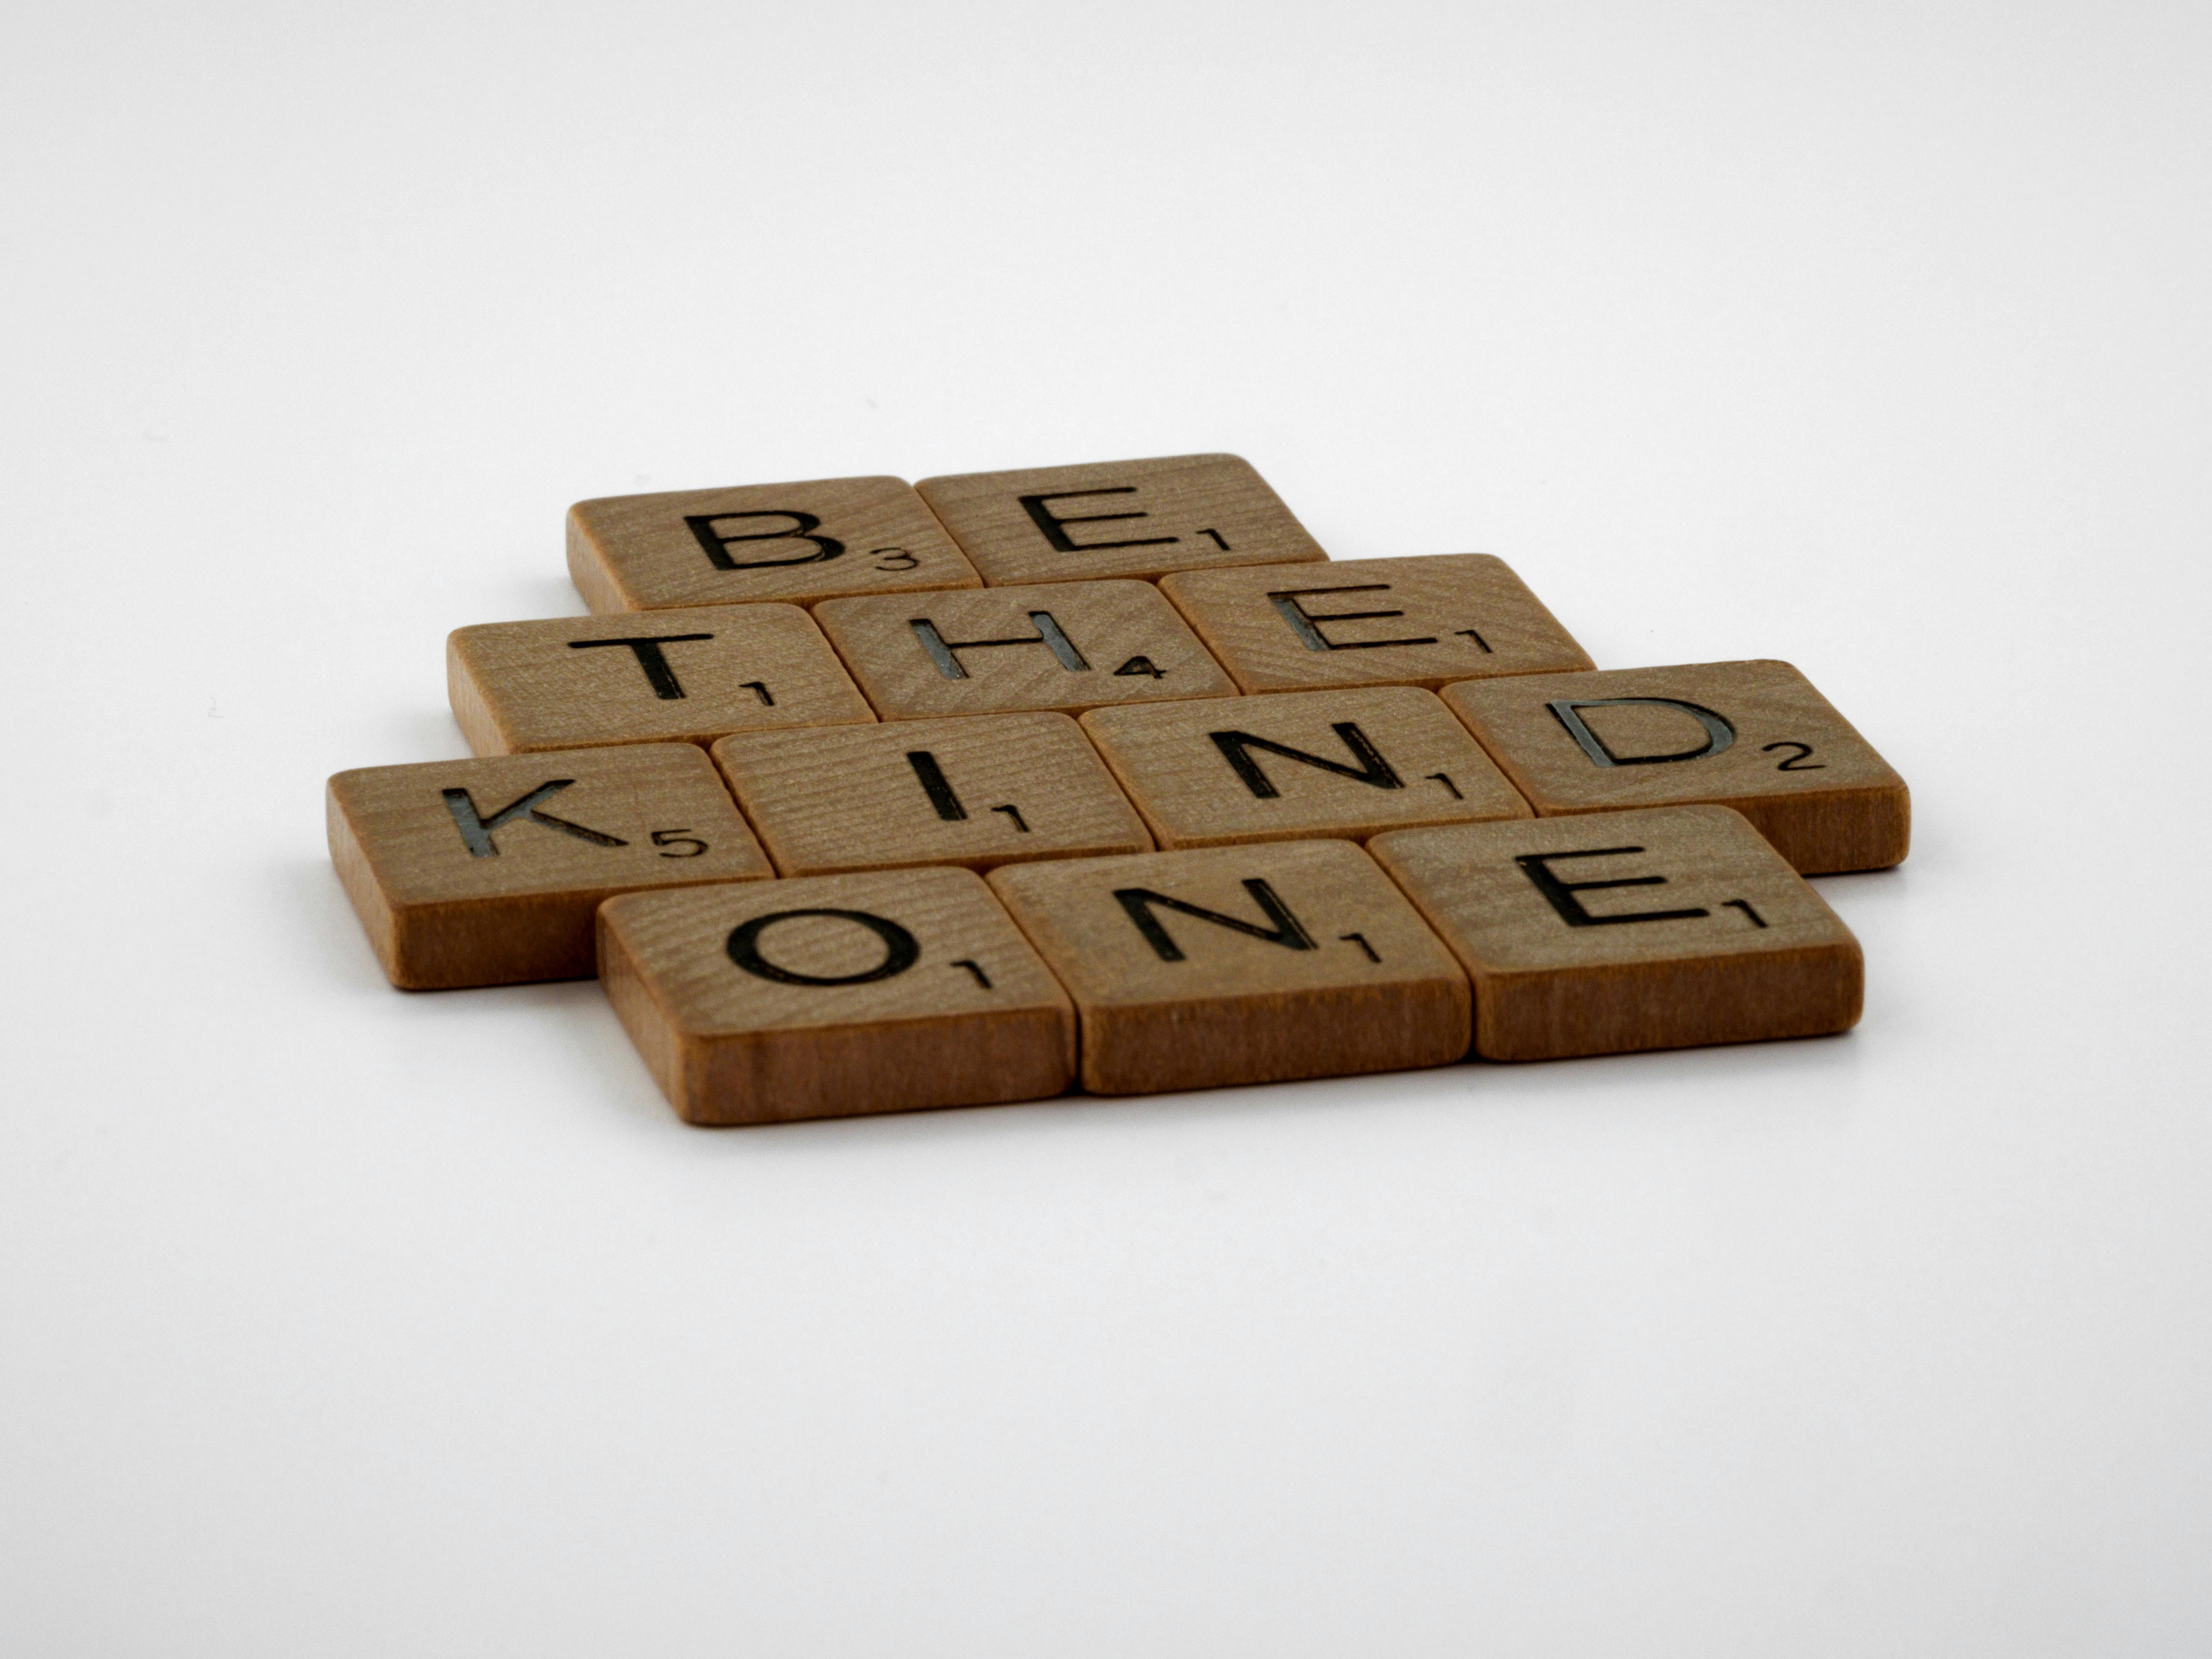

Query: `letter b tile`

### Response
(1369, 806, 1863, 1060)
(597, 867, 1077, 1125)
(1441, 660, 1909, 873)
(567, 475, 983, 612)
(988, 841, 1470, 1095)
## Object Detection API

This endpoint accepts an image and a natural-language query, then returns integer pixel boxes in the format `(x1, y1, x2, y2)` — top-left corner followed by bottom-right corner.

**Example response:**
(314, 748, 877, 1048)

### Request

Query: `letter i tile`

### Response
(597, 867, 1077, 1125)
(1441, 660, 1909, 873)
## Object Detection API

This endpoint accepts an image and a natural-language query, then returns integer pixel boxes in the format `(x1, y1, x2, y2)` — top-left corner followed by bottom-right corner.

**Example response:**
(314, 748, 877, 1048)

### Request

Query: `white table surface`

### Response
(5, 3, 2207, 1653)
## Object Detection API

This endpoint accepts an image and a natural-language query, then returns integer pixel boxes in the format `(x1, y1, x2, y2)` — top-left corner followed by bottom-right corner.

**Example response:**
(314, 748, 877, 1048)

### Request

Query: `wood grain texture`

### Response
(916, 453, 1328, 585)
(987, 840, 1469, 1095)
(1080, 686, 1531, 849)
(567, 475, 982, 613)
(711, 711, 1153, 876)
(812, 579, 1237, 720)
(327, 744, 772, 989)
(1158, 554, 1594, 692)
(597, 866, 1076, 1126)
(1368, 806, 1863, 1061)
(448, 602, 875, 755)
(1439, 659, 1909, 873)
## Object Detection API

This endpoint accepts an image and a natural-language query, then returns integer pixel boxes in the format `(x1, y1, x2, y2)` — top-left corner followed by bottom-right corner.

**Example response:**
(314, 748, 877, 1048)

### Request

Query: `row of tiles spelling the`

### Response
(328, 452, 1907, 1123)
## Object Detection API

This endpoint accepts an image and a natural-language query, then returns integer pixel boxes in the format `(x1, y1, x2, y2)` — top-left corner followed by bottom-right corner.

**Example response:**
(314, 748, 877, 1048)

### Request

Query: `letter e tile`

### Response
(1160, 554, 1593, 692)
(917, 453, 1327, 585)
(1369, 806, 1863, 1060)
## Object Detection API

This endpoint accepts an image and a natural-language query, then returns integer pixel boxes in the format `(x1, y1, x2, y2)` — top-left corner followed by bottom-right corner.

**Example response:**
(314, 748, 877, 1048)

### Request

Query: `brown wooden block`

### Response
(987, 840, 1469, 1095)
(448, 602, 875, 755)
(812, 579, 1237, 721)
(327, 744, 773, 990)
(1079, 686, 1532, 850)
(711, 712, 1153, 877)
(1368, 806, 1863, 1061)
(915, 453, 1328, 585)
(1158, 553, 1594, 693)
(1439, 660, 1909, 874)
(567, 476, 983, 613)
(597, 867, 1076, 1126)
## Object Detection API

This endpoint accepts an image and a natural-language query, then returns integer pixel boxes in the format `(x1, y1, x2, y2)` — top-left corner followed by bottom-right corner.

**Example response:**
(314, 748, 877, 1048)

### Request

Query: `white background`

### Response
(4, 3, 2208, 1653)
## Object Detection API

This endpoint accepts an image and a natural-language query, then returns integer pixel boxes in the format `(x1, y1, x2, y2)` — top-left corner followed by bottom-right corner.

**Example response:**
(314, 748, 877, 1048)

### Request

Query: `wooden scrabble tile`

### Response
(1080, 686, 1532, 850)
(711, 712, 1153, 876)
(1158, 553, 1593, 692)
(1439, 660, 1909, 873)
(987, 840, 1469, 1095)
(597, 866, 1076, 1126)
(915, 454, 1328, 585)
(812, 579, 1237, 721)
(448, 602, 875, 755)
(1368, 806, 1863, 1061)
(567, 475, 983, 613)
(327, 743, 773, 990)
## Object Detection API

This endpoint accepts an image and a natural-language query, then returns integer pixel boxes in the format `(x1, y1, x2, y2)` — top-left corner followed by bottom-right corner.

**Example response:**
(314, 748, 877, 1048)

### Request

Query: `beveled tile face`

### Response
(987, 841, 1470, 1095)
(1159, 554, 1594, 692)
(1080, 686, 1531, 849)
(1369, 806, 1863, 1061)
(597, 867, 1077, 1126)
(711, 712, 1153, 876)
(568, 476, 982, 612)
(812, 579, 1237, 720)
(326, 744, 772, 989)
(916, 454, 1328, 585)
(1440, 660, 1909, 873)
(447, 602, 875, 755)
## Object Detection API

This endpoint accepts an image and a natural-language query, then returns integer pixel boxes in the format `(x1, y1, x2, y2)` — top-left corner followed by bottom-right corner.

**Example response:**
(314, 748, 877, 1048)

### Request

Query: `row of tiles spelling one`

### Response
(330, 664, 1907, 992)
(600, 813, 1864, 1123)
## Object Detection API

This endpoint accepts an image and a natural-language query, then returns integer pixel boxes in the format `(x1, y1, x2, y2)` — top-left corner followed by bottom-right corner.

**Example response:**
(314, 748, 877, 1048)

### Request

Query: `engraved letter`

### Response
(1018, 487, 1178, 553)
(909, 611, 1089, 679)
(566, 633, 715, 699)
(1546, 697, 1735, 765)
(685, 510, 845, 570)
(727, 909, 921, 985)
(1514, 846, 1709, 928)
(442, 779, 627, 858)
(1266, 585, 1436, 652)
(1209, 721, 1403, 799)
(1112, 878, 1317, 963)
